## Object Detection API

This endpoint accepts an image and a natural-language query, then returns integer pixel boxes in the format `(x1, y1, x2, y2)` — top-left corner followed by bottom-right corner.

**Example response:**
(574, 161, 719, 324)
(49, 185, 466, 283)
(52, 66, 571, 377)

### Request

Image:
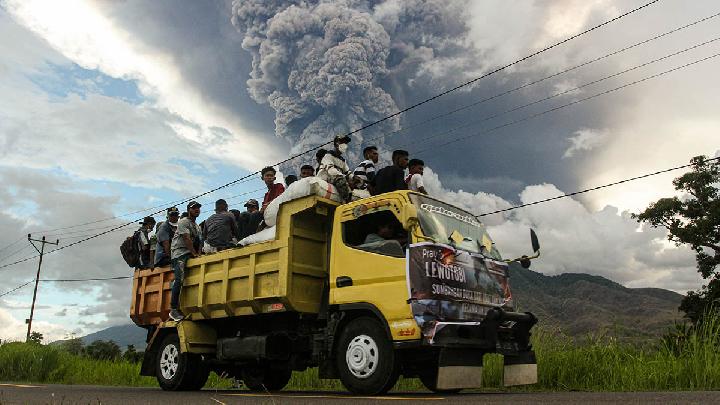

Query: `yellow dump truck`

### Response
(130, 190, 540, 395)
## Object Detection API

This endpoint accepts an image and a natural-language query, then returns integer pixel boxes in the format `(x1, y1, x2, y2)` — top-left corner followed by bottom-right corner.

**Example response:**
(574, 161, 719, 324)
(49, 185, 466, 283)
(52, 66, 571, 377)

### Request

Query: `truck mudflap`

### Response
(436, 348, 484, 390)
(424, 308, 538, 388)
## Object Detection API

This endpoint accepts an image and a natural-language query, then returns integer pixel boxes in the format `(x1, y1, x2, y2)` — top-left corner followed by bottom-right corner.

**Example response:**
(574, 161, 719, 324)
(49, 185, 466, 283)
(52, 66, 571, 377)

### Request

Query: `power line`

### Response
(4, 158, 717, 292)
(30, 177, 263, 235)
(477, 157, 720, 217)
(370, 11, 720, 147)
(0, 237, 24, 255)
(338, 0, 662, 140)
(0, 187, 268, 272)
(0, 279, 34, 298)
(0, 244, 33, 265)
(40, 276, 132, 282)
(0, 1, 659, 273)
(404, 36, 720, 151)
(414, 51, 720, 155)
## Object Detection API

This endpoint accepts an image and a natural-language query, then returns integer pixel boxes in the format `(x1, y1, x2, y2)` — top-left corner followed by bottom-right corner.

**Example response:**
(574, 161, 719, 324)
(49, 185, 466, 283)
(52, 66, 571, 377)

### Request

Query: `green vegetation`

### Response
(2, 316, 719, 392)
(633, 155, 720, 324)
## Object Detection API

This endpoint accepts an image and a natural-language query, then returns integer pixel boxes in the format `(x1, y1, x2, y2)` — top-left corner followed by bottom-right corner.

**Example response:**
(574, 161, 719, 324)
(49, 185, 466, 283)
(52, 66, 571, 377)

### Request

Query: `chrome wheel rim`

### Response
(345, 334, 378, 379)
(160, 344, 179, 380)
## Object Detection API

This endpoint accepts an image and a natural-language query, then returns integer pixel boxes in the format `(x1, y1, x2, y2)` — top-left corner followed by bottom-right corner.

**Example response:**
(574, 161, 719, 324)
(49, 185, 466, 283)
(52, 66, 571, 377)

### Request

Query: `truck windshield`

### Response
(409, 194, 501, 259)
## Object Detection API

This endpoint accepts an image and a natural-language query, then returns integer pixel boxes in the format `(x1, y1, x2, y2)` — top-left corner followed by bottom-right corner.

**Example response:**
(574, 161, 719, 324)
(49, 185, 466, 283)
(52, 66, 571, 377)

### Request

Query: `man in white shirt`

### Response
(317, 135, 353, 202)
(406, 159, 428, 194)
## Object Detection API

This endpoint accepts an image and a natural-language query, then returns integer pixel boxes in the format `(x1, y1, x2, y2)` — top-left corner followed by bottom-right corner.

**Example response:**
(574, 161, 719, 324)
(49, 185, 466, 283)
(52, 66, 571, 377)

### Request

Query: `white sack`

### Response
(238, 226, 276, 246)
(264, 177, 342, 227)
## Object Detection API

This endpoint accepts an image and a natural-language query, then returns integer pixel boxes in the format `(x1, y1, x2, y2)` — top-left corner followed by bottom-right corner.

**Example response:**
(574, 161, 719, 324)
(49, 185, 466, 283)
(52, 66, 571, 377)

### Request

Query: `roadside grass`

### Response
(1, 316, 718, 392)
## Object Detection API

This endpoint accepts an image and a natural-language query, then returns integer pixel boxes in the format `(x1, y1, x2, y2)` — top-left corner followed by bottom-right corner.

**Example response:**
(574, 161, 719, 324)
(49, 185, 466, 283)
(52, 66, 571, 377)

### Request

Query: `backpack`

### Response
(120, 231, 141, 268)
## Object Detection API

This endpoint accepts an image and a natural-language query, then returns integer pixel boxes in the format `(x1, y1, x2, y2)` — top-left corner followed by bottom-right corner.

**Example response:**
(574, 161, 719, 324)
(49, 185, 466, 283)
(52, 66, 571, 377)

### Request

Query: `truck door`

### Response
(329, 201, 414, 331)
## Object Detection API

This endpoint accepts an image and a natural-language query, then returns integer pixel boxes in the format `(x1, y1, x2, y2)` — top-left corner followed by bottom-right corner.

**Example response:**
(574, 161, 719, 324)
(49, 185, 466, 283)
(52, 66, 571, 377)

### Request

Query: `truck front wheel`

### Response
(336, 317, 399, 395)
(155, 334, 210, 391)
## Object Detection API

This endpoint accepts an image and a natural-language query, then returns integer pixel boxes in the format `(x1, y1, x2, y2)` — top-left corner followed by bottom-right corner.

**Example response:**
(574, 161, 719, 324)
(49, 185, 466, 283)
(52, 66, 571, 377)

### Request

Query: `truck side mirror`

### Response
(530, 229, 540, 253)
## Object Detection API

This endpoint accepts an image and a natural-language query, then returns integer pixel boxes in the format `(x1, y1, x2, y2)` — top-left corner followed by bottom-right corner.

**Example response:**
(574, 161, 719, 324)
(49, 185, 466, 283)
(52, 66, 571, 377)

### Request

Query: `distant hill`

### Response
(67, 267, 683, 349)
(509, 263, 683, 339)
(52, 324, 148, 351)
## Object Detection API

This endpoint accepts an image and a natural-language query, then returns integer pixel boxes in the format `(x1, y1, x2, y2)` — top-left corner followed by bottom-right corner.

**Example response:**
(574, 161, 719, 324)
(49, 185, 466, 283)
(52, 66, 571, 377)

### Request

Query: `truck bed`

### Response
(130, 195, 338, 326)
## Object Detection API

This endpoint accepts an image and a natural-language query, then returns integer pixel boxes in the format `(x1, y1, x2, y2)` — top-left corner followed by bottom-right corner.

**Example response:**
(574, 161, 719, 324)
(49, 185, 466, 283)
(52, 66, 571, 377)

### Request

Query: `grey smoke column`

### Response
(231, 0, 473, 163)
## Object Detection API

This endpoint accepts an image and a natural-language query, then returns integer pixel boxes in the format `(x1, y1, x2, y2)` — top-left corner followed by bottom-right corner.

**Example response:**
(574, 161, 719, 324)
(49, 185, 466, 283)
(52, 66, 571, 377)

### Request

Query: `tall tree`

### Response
(28, 331, 44, 345)
(633, 155, 720, 323)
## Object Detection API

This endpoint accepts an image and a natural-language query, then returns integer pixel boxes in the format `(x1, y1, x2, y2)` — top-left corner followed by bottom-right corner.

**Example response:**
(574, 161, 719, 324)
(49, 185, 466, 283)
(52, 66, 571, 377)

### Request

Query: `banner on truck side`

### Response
(405, 242, 512, 340)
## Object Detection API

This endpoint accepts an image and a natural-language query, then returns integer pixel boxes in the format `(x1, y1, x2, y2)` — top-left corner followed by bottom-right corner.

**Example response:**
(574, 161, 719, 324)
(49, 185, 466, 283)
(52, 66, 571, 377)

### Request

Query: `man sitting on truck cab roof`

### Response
(169, 200, 202, 321)
(300, 164, 315, 178)
(406, 159, 428, 195)
(371, 150, 409, 195)
(317, 135, 353, 203)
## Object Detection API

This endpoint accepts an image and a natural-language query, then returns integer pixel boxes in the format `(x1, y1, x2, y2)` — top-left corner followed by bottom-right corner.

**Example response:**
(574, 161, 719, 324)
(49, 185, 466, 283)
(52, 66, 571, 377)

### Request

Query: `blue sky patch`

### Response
(27, 62, 144, 104)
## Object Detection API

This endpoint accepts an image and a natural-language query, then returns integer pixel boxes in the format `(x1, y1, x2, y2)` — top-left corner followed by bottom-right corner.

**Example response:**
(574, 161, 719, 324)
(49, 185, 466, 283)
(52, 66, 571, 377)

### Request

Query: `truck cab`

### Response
(132, 190, 538, 395)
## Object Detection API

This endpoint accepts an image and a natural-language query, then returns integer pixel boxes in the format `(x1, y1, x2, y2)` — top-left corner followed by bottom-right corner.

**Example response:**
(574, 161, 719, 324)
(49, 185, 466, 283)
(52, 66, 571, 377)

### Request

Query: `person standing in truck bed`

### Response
(154, 207, 179, 267)
(169, 201, 202, 321)
(203, 199, 238, 252)
(136, 216, 156, 269)
(261, 166, 285, 212)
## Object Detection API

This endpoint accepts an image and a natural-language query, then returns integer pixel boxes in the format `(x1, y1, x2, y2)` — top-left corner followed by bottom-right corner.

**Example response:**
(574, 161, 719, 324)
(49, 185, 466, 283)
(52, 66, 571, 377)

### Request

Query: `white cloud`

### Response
(0, 307, 72, 342)
(563, 128, 608, 158)
(3, 0, 283, 170)
(424, 169, 702, 293)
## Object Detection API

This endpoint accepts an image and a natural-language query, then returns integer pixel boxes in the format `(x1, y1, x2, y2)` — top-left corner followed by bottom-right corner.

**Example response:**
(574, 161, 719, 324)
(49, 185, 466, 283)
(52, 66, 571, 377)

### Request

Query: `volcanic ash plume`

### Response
(231, 0, 473, 161)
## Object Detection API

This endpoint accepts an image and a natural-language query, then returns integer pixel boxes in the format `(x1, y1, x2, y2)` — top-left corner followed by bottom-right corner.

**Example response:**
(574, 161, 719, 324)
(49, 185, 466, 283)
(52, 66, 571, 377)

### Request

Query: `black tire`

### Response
(419, 370, 462, 394)
(242, 365, 292, 392)
(155, 334, 210, 391)
(336, 316, 399, 395)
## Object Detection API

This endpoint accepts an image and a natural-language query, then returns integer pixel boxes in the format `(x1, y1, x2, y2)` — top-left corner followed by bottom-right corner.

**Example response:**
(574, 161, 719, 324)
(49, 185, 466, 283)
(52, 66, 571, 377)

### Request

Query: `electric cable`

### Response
(413, 51, 720, 155)
(402, 36, 720, 151)
(0, 279, 34, 298)
(368, 11, 720, 147)
(476, 157, 720, 217)
(0, 1, 662, 272)
(40, 276, 132, 282)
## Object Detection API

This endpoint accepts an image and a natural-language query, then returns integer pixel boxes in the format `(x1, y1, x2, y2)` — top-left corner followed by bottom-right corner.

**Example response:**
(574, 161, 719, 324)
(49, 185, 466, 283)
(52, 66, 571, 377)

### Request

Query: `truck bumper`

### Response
(420, 308, 539, 389)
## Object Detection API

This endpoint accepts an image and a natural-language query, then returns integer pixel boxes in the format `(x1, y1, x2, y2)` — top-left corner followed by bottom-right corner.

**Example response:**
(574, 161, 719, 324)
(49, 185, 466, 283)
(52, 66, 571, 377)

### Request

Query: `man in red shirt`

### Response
(261, 166, 285, 212)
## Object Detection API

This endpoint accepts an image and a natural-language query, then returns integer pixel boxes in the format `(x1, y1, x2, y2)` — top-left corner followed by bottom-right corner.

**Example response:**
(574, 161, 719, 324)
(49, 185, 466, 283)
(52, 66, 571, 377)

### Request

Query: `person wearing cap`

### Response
(317, 135, 353, 202)
(169, 201, 202, 321)
(261, 166, 285, 212)
(136, 216, 156, 269)
(154, 207, 180, 267)
(203, 199, 238, 253)
(353, 145, 379, 192)
(237, 198, 262, 239)
(300, 164, 315, 178)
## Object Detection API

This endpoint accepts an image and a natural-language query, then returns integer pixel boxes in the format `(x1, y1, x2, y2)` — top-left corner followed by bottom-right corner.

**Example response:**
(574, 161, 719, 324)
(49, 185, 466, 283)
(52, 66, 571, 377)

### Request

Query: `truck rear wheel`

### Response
(336, 316, 399, 395)
(242, 365, 292, 392)
(155, 334, 209, 391)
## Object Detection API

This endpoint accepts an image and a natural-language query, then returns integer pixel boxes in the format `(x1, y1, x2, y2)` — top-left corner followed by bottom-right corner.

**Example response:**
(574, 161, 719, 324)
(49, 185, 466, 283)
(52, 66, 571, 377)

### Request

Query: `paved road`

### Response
(0, 383, 717, 404)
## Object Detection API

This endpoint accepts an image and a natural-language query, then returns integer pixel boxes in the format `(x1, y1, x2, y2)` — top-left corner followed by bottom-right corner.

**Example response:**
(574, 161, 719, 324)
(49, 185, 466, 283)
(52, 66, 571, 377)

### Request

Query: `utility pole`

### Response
(26, 234, 59, 343)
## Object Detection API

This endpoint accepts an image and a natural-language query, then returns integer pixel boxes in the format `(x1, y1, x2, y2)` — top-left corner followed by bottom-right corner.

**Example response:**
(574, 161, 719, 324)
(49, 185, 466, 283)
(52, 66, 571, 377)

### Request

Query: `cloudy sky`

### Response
(1, 0, 718, 342)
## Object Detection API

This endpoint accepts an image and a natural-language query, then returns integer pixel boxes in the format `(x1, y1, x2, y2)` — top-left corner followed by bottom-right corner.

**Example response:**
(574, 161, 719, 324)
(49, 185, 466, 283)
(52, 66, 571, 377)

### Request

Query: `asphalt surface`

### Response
(0, 384, 718, 405)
